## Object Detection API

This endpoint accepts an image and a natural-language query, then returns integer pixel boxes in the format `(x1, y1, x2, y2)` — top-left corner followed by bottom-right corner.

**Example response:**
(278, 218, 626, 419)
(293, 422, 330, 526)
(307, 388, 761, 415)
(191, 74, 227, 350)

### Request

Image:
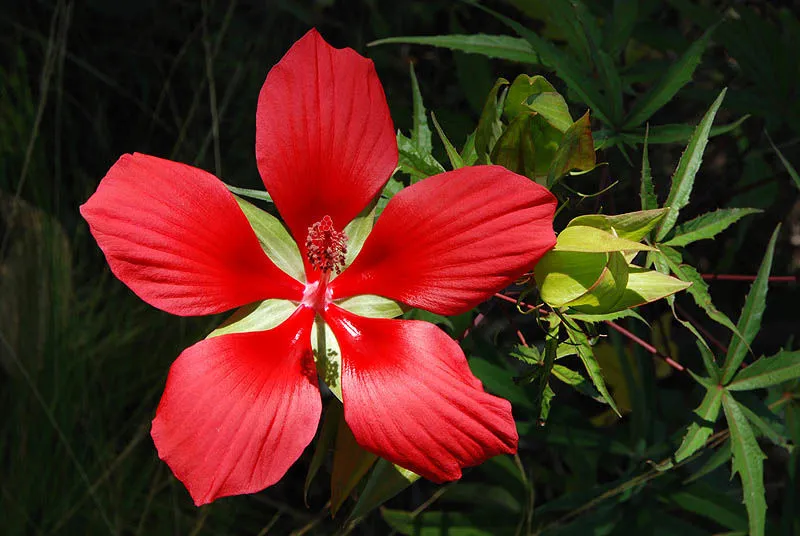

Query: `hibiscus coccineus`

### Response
(81, 29, 557, 506)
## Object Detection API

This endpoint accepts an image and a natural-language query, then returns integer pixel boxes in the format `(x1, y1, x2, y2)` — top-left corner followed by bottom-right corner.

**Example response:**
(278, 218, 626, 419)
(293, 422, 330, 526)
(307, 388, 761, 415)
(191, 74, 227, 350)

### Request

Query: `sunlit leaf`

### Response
(234, 195, 304, 280)
(546, 111, 596, 186)
(207, 299, 296, 338)
(535, 250, 608, 307)
(674, 385, 723, 463)
(369, 34, 540, 64)
(723, 393, 767, 536)
(663, 208, 761, 247)
(721, 226, 780, 384)
(655, 89, 727, 241)
(727, 350, 800, 392)
(555, 226, 655, 253)
(567, 208, 667, 242)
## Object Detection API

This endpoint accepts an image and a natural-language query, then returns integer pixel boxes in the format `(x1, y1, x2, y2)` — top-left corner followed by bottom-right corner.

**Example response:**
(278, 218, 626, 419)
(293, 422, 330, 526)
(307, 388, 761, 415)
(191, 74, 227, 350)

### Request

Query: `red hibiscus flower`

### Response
(80, 29, 557, 506)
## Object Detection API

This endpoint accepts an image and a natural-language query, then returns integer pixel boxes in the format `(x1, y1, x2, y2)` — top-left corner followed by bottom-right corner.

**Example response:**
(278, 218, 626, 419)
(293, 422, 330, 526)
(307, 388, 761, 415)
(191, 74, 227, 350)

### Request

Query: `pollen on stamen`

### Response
(305, 215, 348, 274)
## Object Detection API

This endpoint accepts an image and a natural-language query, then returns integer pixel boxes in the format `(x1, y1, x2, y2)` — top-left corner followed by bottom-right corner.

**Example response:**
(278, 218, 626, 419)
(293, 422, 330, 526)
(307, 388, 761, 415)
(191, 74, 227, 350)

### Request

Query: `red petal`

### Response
(151, 306, 320, 505)
(325, 305, 518, 482)
(80, 153, 303, 316)
(330, 165, 557, 315)
(256, 29, 397, 247)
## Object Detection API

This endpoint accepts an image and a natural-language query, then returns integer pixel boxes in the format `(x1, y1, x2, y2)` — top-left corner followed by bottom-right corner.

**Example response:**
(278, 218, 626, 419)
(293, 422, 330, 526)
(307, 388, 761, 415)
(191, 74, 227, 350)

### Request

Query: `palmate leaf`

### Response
(663, 208, 761, 247)
(674, 385, 723, 463)
(369, 34, 540, 64)
(721, 226, 780, 384)
(723, 393, 767, 536)
(655, 88, 727, 241)
(623, 24, 717, 129)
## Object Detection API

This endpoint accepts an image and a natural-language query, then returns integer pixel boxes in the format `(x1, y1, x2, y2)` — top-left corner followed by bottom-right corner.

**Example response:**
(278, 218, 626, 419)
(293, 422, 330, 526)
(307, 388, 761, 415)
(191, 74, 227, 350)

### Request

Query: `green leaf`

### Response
(555, 226, 656, 253)
(604, 0, 638, 56)
(311, 317, 342, 400)
(567, 326, 621, 416)
(727, 350, 800, 391)
(668, 482, 748, 531)
(567, 252, 628, 313)
(336, 294, 405, 319)
(552, 364, 603, 401)
(546, 111, 596, 187)
(535, 250, 608, 307)
(766, 130, 800, 190)
(640, 126, 657, 211)
(509, 344, 541, 365)
(207, 299, 296, 338)
(567, 308, 648, 326)
(477, 4, 612, 125)
(723, 393, 767, 536)
(658, 254, 741, 338)
(369, 34, 540, 64)
(475, 78, 509, 163)
(304, 401, 342, 503)
(737, 396, 792, 450)
(431, 112, 465, 169)
(609, 266, 690, 311)
(674, 385, 723, 463)
(663, 208, 761, 247)
(330, 415, 377, 515)
(490, 112, 538, 179)
(655, 88, 727, 241)
(619, 115, 749, 145)
(532, 323, 559, 423)
(683, 440, 731, 483)
(224, 182, 272, 203)
(408, 63, 432, 154)
(234, 196, 304, 280)
(696, 340, 722, 384)
(341, 200, 376, 269)
(504, 74, 572, 131)
(348, 459, 421, 521)
(721, 226, 780, 384)
(623, 25, 716, 128)
(396, 132, 445, 182)
(567, 208, 667, 242)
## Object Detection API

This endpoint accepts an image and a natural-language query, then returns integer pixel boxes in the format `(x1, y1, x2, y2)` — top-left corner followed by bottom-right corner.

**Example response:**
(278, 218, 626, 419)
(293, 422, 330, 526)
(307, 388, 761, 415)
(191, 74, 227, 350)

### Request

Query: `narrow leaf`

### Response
(664, 208, 761, 247)
(624, 25, 716, 128)
(567, 327, 621, 416)
(474, 78, 509, 163)
(766, 130, 800, 190)
(348, 459, 421, 521)
(723, 394, 767, 536)
(408, 63, 431, 153)
(234, 196, 304, 280)
(330, 417, 377, 515)
(369, 34, 540, 64)
(304, 401, 342, 503)
(640, 125, 657, 211)
(620, 115, 749, 145)
(431, 112, 465, 169)
(396, 132, 445, 181)
(655, 89, 727, 241)
(674, 385, 724, 462)
(721, 226, 780, 384)
(727, 350, 800, 391)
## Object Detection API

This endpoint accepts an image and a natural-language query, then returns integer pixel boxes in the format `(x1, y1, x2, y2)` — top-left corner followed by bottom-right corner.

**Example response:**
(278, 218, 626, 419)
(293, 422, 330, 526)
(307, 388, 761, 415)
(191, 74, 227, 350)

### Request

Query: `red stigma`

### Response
(305, 215, 348, 274)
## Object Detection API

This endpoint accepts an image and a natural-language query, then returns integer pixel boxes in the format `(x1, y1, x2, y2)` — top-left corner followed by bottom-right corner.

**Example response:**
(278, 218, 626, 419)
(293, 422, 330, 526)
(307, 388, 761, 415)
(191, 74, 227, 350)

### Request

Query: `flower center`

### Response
(305, 215, 347, 274)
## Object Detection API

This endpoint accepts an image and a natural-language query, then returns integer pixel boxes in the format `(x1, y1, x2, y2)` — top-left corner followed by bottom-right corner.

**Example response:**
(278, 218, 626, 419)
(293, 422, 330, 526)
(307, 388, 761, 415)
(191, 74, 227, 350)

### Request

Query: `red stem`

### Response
(701, 274, 796, 282)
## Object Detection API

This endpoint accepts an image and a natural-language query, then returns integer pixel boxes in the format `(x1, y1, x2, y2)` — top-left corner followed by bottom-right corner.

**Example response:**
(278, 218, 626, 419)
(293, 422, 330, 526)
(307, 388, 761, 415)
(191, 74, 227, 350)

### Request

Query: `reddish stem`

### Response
(604, 320, 685, 372)
(701, 274, 796, 282)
